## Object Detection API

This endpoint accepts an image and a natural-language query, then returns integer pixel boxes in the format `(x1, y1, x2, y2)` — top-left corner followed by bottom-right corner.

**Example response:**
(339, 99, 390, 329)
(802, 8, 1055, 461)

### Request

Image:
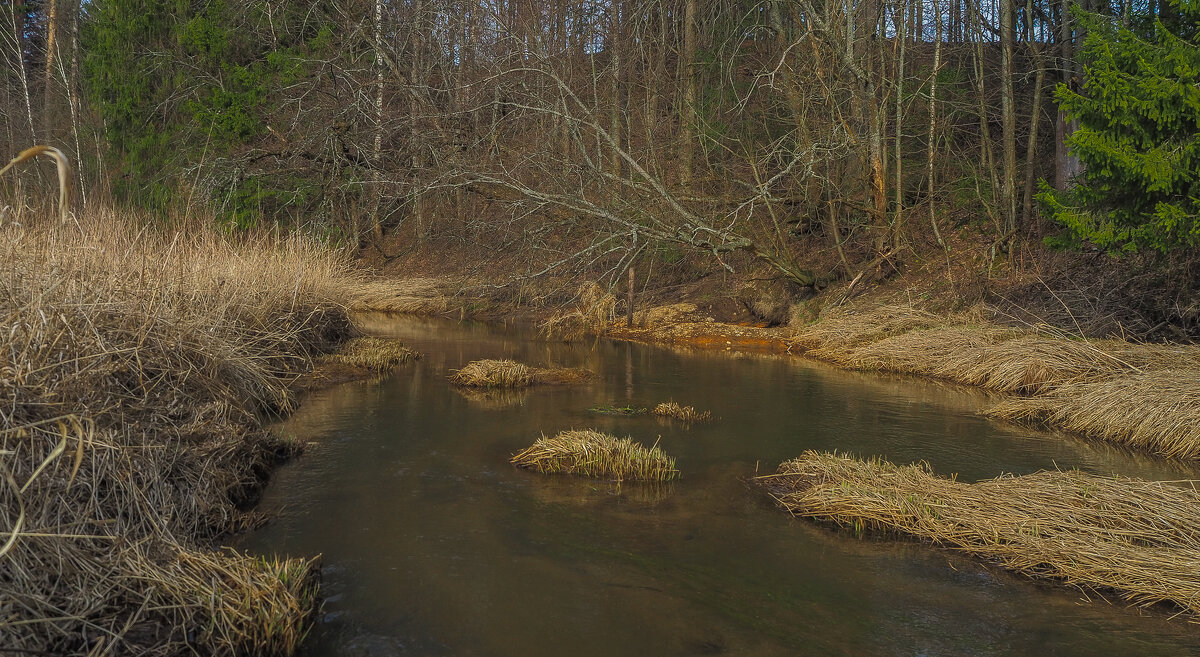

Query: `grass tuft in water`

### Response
(653, 401, 712, 423)
(588, 403, 648, 416)
(318, 336, 419, 374)
(449, 358, 592, 388)
(511, 429, 678, 481)
(449, 359, 533, 387)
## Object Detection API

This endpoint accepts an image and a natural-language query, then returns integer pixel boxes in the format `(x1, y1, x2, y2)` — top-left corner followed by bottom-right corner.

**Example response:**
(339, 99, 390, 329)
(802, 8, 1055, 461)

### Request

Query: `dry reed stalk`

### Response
(0, 208, 405, 655)
(792, 306, 942, 352)
(987, 371, 1200, 459)
(318, 336, 419, 373)
(449, 359, 533, 387)
(541, 282, 617, 340)
(511, 429, 679, 481)
(758, 451, 1200, 617)
(652, 401, 713, 423)
(448, 358, 592, 387)
(789, 305, 1200, 457)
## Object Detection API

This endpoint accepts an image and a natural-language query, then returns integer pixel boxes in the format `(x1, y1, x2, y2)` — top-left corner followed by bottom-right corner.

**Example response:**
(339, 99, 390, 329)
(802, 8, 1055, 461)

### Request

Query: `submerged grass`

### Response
(793, 306, 1200, 458)
(757, 451, 1200, 617)
(652, 401, 712, 423)
(449, 358, 592, 388)
(589, 403, 649, 416)
(511, 429, 679, 481)
(0, 208, 401, 655)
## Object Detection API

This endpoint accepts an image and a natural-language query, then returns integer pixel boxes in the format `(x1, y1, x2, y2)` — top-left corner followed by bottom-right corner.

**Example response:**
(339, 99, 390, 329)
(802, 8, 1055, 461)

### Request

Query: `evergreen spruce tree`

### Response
(83, 1, 332, 225)
(1041, 2, 1200, 253)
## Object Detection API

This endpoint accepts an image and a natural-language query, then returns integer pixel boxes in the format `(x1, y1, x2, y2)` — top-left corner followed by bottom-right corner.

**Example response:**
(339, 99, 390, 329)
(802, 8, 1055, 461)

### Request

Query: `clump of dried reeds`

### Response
(987, 370, 1200, 459)
(449, 359, 533, 387)
(449, 358, 592, 388)
(318, 336, 419, 374)
(0, 207, 400, 655)
(541, 282, 617, 341)
(790, 304, 1200, 458)
(652, 401, 713, 423)
(758, 451, 1200, 617)
(511, 430, 678, 481)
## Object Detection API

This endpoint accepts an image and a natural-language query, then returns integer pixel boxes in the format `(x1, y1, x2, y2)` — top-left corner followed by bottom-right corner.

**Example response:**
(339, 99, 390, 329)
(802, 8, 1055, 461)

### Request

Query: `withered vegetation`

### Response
(758, 451, 1200, 618)
(317, 336, 419, 373)
(448, 358, 592, 388)
(511, 429, 678, 482)
(0, 209, 405, 655)
(793, 306, 1200, 458)
(652, 401, 713, 423)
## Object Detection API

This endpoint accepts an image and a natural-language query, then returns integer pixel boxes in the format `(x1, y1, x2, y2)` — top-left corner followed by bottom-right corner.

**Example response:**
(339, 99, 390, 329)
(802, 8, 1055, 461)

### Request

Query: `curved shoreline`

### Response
(361, 277, 1200, 460)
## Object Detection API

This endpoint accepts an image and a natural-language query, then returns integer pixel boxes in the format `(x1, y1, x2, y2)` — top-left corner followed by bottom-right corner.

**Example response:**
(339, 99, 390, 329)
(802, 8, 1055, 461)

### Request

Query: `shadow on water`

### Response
(242, 315, 1200, 657)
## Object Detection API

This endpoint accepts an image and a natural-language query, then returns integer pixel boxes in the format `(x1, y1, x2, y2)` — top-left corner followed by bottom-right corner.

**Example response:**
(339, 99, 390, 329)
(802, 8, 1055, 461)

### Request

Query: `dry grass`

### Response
(449, 358, 592, 387)
(652, 401, 713, 423)
(511, 429, 679, 482)
(987, 371, 1200, 459)
(791, 305, 1200, 457)
(318, 336, 419, 374)
(757, 451, 1200, 617)
(541, 282, 617, 341)
(449, 359, 533, 387)
(0, 207, 401, 655)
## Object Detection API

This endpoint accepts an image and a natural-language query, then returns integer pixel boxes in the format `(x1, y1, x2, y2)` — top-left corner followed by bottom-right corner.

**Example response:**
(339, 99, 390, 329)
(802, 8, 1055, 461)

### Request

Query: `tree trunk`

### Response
(894, 0, 907, 252)
(372, 0, 385, 239)
(1000, 0, 1018, 233)
(927, 0, 945, 247)
(679, 0, 697, 188)
(44, 0, 59, 139)
(1021, 0, 1047, 228)
(12, 2, 36, 145)
(608, 0, 622, 178)
(68, 0, 84, 207)
(1055, 0, 1082, 189)
(971, 4, 999, 205)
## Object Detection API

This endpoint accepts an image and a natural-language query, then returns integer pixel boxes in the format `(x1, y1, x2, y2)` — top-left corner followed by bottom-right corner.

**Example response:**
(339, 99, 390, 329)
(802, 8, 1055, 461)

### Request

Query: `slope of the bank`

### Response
(0, 213, 408, 655)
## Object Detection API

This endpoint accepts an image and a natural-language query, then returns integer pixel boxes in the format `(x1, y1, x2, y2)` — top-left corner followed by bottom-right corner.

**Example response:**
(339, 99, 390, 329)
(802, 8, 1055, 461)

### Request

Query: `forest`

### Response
(2, 0, 1196, 330)
(6, 2, 1200, 655)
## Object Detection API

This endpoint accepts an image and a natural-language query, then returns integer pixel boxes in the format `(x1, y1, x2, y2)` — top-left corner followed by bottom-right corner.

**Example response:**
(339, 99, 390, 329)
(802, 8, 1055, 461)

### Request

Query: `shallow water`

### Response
(241, 315, 1200, 657)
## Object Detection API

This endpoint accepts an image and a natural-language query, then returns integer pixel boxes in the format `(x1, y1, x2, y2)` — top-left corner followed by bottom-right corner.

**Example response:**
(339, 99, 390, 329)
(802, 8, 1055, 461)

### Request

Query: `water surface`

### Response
(242, 315, 1200, 656)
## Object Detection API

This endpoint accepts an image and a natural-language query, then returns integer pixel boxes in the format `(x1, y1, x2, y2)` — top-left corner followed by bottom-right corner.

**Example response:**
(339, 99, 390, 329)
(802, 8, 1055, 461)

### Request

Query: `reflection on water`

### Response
(243, 315, 1200, 657)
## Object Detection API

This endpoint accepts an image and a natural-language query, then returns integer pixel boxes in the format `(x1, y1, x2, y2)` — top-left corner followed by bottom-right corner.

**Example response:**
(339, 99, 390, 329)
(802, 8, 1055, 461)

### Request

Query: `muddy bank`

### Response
(0, 213, 413, 656)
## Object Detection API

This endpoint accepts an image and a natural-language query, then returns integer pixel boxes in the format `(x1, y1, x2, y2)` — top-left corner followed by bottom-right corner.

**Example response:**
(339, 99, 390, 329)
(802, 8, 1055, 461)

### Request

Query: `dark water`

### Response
(241, 315, 1200, 657)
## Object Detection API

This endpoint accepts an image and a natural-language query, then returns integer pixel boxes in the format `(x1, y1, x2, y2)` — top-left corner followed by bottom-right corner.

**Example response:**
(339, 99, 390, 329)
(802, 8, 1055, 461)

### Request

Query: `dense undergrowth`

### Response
(0, 208, 400, 655)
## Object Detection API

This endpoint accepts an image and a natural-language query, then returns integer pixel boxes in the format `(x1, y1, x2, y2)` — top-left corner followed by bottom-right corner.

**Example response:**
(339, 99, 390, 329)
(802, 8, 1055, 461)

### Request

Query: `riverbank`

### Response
(366, 271, 1200, 460)
(758, 451, 1200, 618)
(0, 210, 410, 655)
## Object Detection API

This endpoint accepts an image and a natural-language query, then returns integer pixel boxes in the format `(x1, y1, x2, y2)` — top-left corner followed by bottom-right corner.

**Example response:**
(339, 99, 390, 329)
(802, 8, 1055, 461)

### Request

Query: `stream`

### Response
(240, 314, 1200, 656)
